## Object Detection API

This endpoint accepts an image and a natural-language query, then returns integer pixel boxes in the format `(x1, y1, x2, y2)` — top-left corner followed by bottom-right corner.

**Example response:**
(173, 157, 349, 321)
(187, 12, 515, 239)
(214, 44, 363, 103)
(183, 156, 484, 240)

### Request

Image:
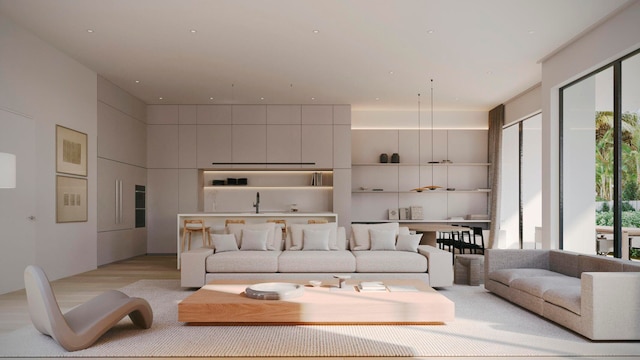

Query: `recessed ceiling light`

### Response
(159, 97, 164, 100)
(209, 97, 214, 100)
(260, 97, 265, 100)
(427, 29, 434, 34)
(86, 29, 94, 33)
(375, 98, 380, 101)
(135, 80, 140, 84)
(389, 71, 394, 75)
(189, 29, 197, 33)
(528, 30, 535, 34)
(311, 97, 316, 101)
(312, 29, 320, 34)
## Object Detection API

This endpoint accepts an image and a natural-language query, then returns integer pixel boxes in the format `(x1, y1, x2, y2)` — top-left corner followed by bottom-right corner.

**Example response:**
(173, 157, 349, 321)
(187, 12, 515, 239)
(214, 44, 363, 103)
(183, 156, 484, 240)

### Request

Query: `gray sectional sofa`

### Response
(181, 222, 453, 288)
(485, 249, 640, 340)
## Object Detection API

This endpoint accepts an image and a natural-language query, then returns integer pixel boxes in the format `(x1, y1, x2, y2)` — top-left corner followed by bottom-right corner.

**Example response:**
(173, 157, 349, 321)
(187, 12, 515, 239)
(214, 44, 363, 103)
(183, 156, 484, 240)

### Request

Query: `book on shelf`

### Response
(358, 281, 387, 292)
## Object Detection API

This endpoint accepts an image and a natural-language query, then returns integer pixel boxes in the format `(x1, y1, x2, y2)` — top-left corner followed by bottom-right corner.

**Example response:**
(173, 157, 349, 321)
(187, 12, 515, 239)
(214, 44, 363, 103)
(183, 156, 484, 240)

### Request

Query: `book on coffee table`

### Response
(358, 281, 387, 292)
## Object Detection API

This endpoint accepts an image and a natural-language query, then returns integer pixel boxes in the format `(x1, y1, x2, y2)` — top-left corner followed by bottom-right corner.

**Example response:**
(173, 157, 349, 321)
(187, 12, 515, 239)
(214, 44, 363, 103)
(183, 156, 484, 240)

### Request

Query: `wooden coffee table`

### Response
(178, 279, 454, 325)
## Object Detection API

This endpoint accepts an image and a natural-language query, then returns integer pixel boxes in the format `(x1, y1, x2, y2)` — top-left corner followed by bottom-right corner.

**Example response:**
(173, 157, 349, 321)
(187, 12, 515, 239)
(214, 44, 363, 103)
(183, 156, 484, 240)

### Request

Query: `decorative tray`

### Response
(245, 282, 305, 300)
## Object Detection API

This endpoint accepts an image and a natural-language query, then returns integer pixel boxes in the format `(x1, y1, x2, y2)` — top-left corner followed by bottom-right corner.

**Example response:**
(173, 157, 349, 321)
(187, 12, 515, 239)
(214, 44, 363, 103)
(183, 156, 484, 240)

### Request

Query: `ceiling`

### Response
(0, 0, 631, 111)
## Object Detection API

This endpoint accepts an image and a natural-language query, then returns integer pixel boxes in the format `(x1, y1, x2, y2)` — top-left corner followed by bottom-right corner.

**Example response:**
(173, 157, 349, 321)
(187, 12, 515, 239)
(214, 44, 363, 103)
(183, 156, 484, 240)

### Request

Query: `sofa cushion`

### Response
(227, 223, 279, 250)
(302, 228, 331, 251)
(489, 268, 564, 286)
(288, 223, 338, 250)
(624, 262, 640, 272)
(578, 254, 624, 273)
(206, 251, 280, 273)
(543, 286, 582, 315)
(352, 251, 427, 273)
(350, 223, 399, 250)
(369, 229, 397, 250)
(549, 250, 580, 278)
(510, 275, 580, 297)
(240, 229, 269, 251)
(278, 250, 356, 272)
(212, 233, 239, 253)
(396, 234, 421, 252)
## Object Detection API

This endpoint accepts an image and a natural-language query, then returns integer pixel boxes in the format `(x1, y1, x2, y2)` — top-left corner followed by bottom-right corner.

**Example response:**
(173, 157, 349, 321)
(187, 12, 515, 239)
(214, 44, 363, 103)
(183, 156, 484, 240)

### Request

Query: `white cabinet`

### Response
(232, 105, 266, 124)
(351, 129, 490, 222)
(147, 124, 179, 168)
(267, 125, 301, 166)
(232, 124, 267, 167)
(267, 105, 301, 124)
(97, 158, 145, 232)
(302, 125, 333, 168)
(196, 125, 232, 168)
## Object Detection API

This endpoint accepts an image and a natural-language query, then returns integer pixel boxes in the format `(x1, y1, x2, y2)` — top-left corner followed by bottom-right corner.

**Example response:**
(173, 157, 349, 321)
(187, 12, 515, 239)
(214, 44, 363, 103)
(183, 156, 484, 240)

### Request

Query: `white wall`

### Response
(541, 1, 640, 249)
(504, 84, 541, 126)
(0, 13, 97, 292)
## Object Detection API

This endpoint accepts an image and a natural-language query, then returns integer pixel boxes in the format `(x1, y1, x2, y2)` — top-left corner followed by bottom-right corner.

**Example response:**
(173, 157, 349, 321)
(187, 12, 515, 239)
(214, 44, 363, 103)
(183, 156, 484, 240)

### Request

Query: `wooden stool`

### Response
(454, 254, 485, 286)
(225, 219, 245, 227)
(181, 219, 211, 252)
(308, 219, 328, 224)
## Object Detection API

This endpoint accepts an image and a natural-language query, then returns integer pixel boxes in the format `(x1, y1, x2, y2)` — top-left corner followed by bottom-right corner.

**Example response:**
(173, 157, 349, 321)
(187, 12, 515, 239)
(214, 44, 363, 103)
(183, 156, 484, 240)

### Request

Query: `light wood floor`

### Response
(0, 255, 180, 335)
(1, 255, 635, 360)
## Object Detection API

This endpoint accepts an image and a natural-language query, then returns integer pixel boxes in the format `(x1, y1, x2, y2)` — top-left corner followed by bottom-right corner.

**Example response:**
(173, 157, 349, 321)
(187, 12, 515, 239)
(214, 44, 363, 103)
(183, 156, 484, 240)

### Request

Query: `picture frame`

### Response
(56, 175, 87, 223)
(56, 125, 87, 177)
(388, 208, 399, 220)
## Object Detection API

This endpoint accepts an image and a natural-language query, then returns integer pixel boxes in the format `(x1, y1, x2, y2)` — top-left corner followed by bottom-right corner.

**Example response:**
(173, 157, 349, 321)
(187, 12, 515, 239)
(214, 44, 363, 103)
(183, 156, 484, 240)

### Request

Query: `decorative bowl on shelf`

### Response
(412, 185, 442, 192)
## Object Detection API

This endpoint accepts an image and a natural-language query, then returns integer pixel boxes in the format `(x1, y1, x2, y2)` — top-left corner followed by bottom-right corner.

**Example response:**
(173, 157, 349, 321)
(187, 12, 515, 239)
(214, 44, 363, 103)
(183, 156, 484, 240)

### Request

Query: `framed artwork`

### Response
(56, 175, 87, 223)
(56, 125, 87, 177)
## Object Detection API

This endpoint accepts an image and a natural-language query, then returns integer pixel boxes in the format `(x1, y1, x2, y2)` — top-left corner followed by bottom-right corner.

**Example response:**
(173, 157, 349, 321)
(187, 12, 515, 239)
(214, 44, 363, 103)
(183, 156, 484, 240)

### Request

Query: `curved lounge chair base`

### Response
(24, 265, 153, 352)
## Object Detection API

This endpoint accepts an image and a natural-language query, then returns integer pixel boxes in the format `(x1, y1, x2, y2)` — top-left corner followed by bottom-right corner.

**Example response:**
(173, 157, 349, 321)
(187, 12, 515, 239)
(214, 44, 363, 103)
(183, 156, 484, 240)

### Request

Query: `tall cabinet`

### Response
(96, 77, 148, 265)
(147, 104, 351, 254)
(351, 129, 490, 223)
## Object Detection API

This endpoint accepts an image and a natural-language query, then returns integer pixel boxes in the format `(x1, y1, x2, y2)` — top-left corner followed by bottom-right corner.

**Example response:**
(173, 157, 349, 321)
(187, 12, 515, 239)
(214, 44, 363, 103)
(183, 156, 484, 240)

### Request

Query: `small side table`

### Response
(455, 254, 485, 286)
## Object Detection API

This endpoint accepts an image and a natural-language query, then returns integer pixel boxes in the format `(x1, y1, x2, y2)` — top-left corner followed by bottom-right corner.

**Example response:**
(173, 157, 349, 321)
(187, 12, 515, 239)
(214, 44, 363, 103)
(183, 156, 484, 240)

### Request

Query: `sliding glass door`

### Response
(561, 49, 640, 257)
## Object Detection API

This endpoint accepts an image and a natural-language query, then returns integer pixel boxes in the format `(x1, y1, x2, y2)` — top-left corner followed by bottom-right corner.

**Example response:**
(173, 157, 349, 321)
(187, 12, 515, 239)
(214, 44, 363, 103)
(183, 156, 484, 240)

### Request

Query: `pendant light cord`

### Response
(431, 79, 434, 185)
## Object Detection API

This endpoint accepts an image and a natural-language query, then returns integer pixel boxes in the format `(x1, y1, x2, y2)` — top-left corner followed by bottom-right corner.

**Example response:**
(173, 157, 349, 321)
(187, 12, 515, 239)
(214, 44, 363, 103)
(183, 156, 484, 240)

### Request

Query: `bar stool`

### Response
(308, 219, 328, 224)
(181, 219, 211, 252)
(225, 219, 245, 227)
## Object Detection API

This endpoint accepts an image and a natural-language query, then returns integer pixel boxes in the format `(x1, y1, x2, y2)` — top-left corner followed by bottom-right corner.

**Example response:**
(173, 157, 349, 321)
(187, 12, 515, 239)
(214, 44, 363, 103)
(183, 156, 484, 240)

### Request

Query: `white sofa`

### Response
(485, 249, 640, 340)
(181, 222, 453, 288)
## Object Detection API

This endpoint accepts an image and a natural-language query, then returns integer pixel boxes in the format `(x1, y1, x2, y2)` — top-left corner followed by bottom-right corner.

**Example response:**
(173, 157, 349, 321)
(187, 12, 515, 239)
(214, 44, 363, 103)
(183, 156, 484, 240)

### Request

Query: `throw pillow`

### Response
(212, 233, 239, 253)
(351, 223, 399, 250)
(369, 229, 397, 250)
(396, 234, 422, 252)
(288, 223, 339, 250)
(302, 228, 331, 251)
(240, 229, 269, 251)
(227, 223, 278, 250)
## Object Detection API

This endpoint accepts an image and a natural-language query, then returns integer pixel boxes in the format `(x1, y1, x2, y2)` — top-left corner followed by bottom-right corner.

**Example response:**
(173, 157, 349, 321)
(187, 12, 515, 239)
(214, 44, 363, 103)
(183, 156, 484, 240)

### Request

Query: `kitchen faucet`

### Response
(253, 192, 260, 213)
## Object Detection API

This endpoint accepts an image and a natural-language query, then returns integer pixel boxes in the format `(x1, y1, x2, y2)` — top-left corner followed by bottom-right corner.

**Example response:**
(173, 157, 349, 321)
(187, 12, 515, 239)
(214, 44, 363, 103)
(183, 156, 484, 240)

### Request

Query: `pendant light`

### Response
(412, 79, 441, 192)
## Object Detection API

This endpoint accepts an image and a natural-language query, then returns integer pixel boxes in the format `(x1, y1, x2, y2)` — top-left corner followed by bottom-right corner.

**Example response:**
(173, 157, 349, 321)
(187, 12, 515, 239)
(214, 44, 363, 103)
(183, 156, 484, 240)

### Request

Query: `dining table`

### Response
(401, 223, 472, 247)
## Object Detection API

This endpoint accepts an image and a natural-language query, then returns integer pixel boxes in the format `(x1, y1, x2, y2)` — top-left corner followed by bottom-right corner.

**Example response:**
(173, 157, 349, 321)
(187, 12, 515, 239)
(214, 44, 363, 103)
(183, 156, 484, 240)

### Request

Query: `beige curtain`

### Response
(487, 104, 504, 249)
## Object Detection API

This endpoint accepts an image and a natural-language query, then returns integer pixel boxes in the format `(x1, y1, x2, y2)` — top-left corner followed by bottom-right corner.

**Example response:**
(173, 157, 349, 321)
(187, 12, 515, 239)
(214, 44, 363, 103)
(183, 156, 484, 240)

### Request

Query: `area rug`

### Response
(1, 279, 639, 358)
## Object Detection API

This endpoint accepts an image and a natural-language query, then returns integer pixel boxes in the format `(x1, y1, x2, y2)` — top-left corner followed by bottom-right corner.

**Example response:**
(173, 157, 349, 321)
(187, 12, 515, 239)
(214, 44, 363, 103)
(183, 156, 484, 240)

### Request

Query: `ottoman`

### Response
(454, 254, 484, 286)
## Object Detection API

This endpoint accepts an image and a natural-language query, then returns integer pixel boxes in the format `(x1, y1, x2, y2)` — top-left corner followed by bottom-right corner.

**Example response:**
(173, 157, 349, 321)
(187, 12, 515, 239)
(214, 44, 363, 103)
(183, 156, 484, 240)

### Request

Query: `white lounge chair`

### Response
(24, 265, 153, 351)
